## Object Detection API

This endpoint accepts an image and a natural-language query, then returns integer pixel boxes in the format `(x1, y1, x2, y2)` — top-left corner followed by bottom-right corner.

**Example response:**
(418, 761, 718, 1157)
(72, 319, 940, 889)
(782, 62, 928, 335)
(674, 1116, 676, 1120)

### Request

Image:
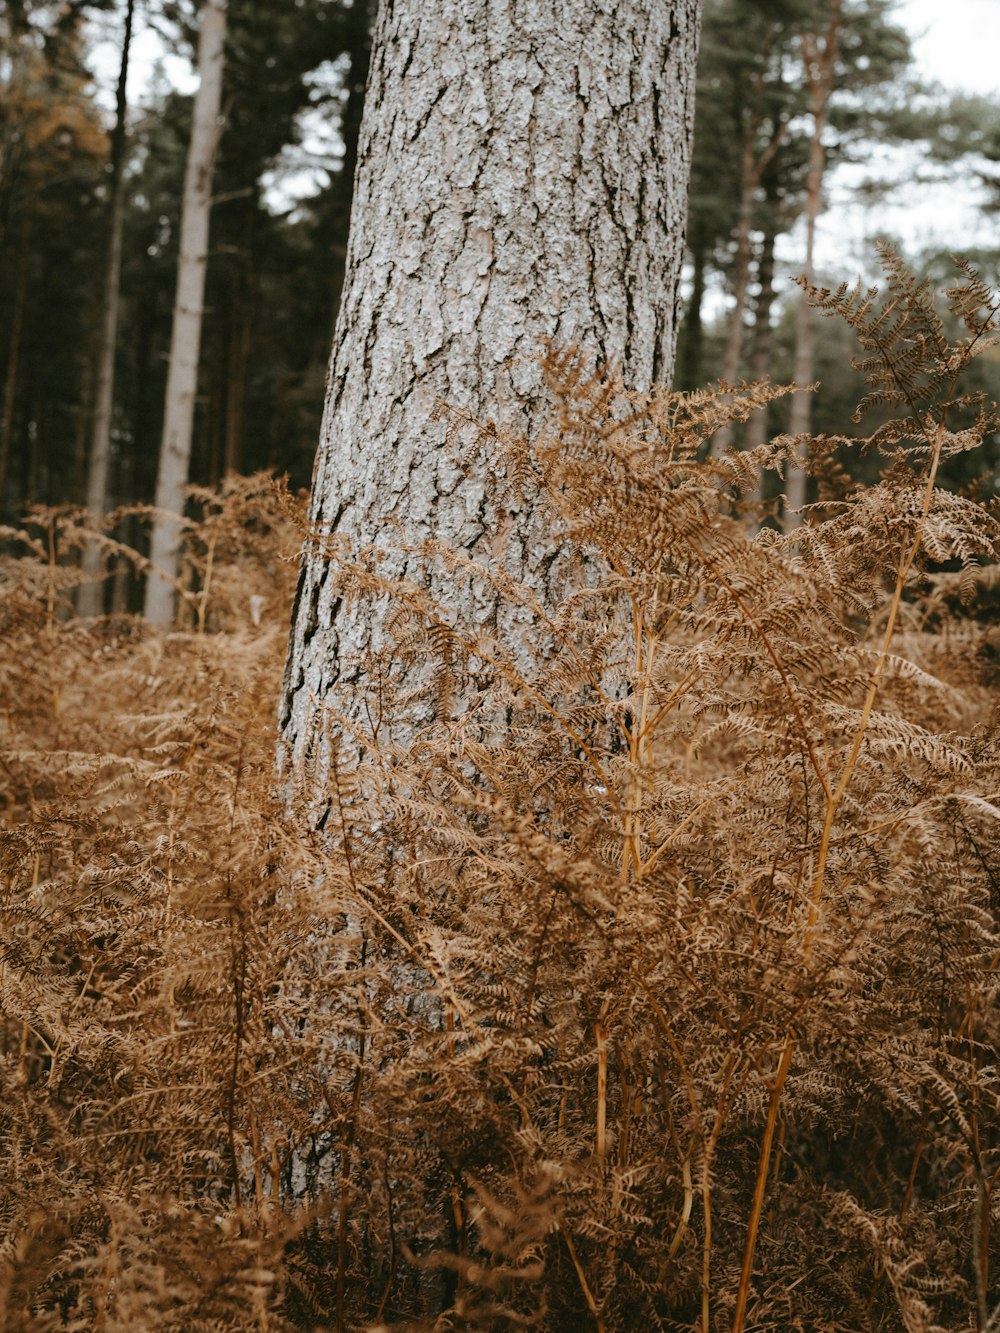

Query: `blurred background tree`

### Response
(0, 0, 995, 602)
(0, 0, 373, 534)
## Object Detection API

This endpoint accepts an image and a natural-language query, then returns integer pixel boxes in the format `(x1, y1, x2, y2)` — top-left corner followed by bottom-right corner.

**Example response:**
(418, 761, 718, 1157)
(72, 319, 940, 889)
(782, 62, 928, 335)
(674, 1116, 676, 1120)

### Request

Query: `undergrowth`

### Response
(1, 251, 999, 1331)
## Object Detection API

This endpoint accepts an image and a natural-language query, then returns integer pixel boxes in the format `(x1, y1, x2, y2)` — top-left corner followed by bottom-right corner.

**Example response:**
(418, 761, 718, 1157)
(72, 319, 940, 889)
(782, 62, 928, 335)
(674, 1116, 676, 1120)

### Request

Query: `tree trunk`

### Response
(709, 22, 787, 456)
(709, 159, 755, 454)
(720, 156, 758, 393)
(280, 0, 703, 780)
(741, 224, 777, 520)
(745, 224, 777, 454)
(144, 0, 227, 627)
(79, 0, 134, 618)
(676, 242, 707, 392)
(783, 0, 841, 531)
(0, 211, 31, 509)
(329, 0, 373, 340)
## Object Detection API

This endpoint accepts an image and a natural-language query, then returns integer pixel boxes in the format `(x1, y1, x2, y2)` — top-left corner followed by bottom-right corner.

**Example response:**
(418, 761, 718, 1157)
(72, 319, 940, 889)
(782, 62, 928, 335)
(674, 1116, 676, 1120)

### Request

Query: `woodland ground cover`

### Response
(0, 260, 999, 1330)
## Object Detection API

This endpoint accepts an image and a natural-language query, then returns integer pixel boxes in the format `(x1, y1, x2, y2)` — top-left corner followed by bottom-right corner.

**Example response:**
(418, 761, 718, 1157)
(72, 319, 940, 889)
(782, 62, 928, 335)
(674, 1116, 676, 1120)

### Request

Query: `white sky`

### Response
(793, 0, 1000, 281)
(903, 0, 1000, 89)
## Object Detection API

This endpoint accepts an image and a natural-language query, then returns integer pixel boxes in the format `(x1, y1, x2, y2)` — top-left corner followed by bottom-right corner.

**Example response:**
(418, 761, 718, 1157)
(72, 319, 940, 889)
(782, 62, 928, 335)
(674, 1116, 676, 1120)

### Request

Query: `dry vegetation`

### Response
(1, 253, 1000, 1331)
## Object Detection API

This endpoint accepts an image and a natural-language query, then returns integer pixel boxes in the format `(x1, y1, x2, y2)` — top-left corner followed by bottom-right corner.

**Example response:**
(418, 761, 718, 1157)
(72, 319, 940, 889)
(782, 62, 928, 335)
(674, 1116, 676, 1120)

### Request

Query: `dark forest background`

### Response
(1, 0, 997, 546)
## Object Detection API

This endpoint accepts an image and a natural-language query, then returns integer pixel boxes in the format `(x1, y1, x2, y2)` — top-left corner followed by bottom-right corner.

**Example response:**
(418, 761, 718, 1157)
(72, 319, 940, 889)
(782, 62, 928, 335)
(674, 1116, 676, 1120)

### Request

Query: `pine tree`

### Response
(145, 0, 228, 627)
(280, 0, 703, 784)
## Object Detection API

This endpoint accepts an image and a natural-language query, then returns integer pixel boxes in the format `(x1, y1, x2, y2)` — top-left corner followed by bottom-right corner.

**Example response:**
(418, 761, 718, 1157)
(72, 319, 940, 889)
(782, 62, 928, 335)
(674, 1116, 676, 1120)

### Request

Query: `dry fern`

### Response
(1, 253, 998, 1332)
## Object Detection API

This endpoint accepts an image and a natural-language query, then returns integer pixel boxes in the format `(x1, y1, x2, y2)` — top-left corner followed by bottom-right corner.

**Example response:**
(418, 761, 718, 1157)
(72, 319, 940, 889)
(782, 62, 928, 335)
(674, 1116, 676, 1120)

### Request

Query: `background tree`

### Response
(701, 0, 802, 453)
(783, 0, 843, 525)
(783, 0, 911, 522)
(0, 0, 375, 608)
(79, 0, 135, 617)
(279, 0, 703, 779)
(145, 0, 227, 626)
(0, 2, 110, 506)
(675, 0, 742, 392)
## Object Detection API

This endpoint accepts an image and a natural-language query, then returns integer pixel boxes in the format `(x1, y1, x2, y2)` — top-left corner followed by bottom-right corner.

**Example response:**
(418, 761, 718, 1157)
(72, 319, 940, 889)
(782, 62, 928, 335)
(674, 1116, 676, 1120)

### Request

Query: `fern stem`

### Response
(595, 1016, 609, 1167)
(559, 1221, 605, 1332)
(736, 428, 946, 1329)
(805, 426, 943, 945)
(701, 1054, 741, 1333)
(732, 1037, 794, 1332)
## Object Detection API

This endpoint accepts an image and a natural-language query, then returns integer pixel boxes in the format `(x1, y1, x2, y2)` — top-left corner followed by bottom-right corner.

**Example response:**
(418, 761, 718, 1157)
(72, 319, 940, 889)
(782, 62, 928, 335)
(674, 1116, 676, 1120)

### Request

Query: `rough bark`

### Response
(280, 0, 703, 780)
(79, 0, 134, 618)
(784, 0, 841, 531)
(145, 0, 227, 627)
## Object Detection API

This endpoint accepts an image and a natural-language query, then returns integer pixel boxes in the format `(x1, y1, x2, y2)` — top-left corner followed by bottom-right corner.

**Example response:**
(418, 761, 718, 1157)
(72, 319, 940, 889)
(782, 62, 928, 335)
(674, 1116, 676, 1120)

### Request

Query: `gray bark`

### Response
(280, 0, 703, 780)
(79, 0, 134, 618)
(144, 0, 227, 627)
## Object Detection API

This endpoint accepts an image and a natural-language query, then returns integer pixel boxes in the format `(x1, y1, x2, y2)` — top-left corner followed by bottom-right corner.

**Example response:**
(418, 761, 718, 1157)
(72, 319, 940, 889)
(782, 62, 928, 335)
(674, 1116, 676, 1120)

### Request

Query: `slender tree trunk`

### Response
(224, 266, 251, 475)
(111, 454, 135, 613)
(721, 157, 757, 388)
(145, 0, 228, 626)
(677, 243, 707, 392)
(742, 224, 777, 520)
(0, 211, 31, 508)
(24, 388, 39, 503)
(79, 0, 134, 617)
(709, 25, 787, 455)
(280, 0, 703, 780)
(73, 352, 95, 500)
(784, 0, 841, 531)
(709, 160, 755, 454)
(745, 225, 777, 454)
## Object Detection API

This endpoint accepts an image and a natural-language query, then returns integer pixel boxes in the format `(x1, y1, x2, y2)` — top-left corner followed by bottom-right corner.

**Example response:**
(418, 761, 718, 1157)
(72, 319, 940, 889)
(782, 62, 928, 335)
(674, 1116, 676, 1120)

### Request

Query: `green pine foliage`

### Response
(1, 254, 999, 1331)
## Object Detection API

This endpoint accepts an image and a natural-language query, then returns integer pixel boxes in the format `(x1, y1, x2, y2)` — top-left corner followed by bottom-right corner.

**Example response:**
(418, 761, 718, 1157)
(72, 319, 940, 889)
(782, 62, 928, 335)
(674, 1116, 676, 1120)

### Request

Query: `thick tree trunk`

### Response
(144, 0, 227, 627)
(79, 0, 134, 618)
(783, 0, 841, 531)
(280, 0, 702, 780)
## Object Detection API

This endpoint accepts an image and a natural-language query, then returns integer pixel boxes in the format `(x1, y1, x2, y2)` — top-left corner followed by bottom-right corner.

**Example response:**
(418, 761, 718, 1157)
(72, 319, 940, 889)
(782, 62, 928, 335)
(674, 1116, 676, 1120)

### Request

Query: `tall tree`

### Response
(0, 2, 108, 509)
(782, 0, 911, 526)
(783, 0, 842, 526)
(280, 0, 703, 777)
(145, 0, 227, 627)
(676, 0, 741, 393)
(79, 0, 135, 617)
(703, 0, 800, 453)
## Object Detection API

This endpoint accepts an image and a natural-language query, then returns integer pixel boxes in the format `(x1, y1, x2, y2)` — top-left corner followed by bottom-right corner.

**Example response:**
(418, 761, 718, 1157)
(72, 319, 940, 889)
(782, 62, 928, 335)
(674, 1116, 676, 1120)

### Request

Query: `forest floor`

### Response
(1, 452, 999, 1329)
